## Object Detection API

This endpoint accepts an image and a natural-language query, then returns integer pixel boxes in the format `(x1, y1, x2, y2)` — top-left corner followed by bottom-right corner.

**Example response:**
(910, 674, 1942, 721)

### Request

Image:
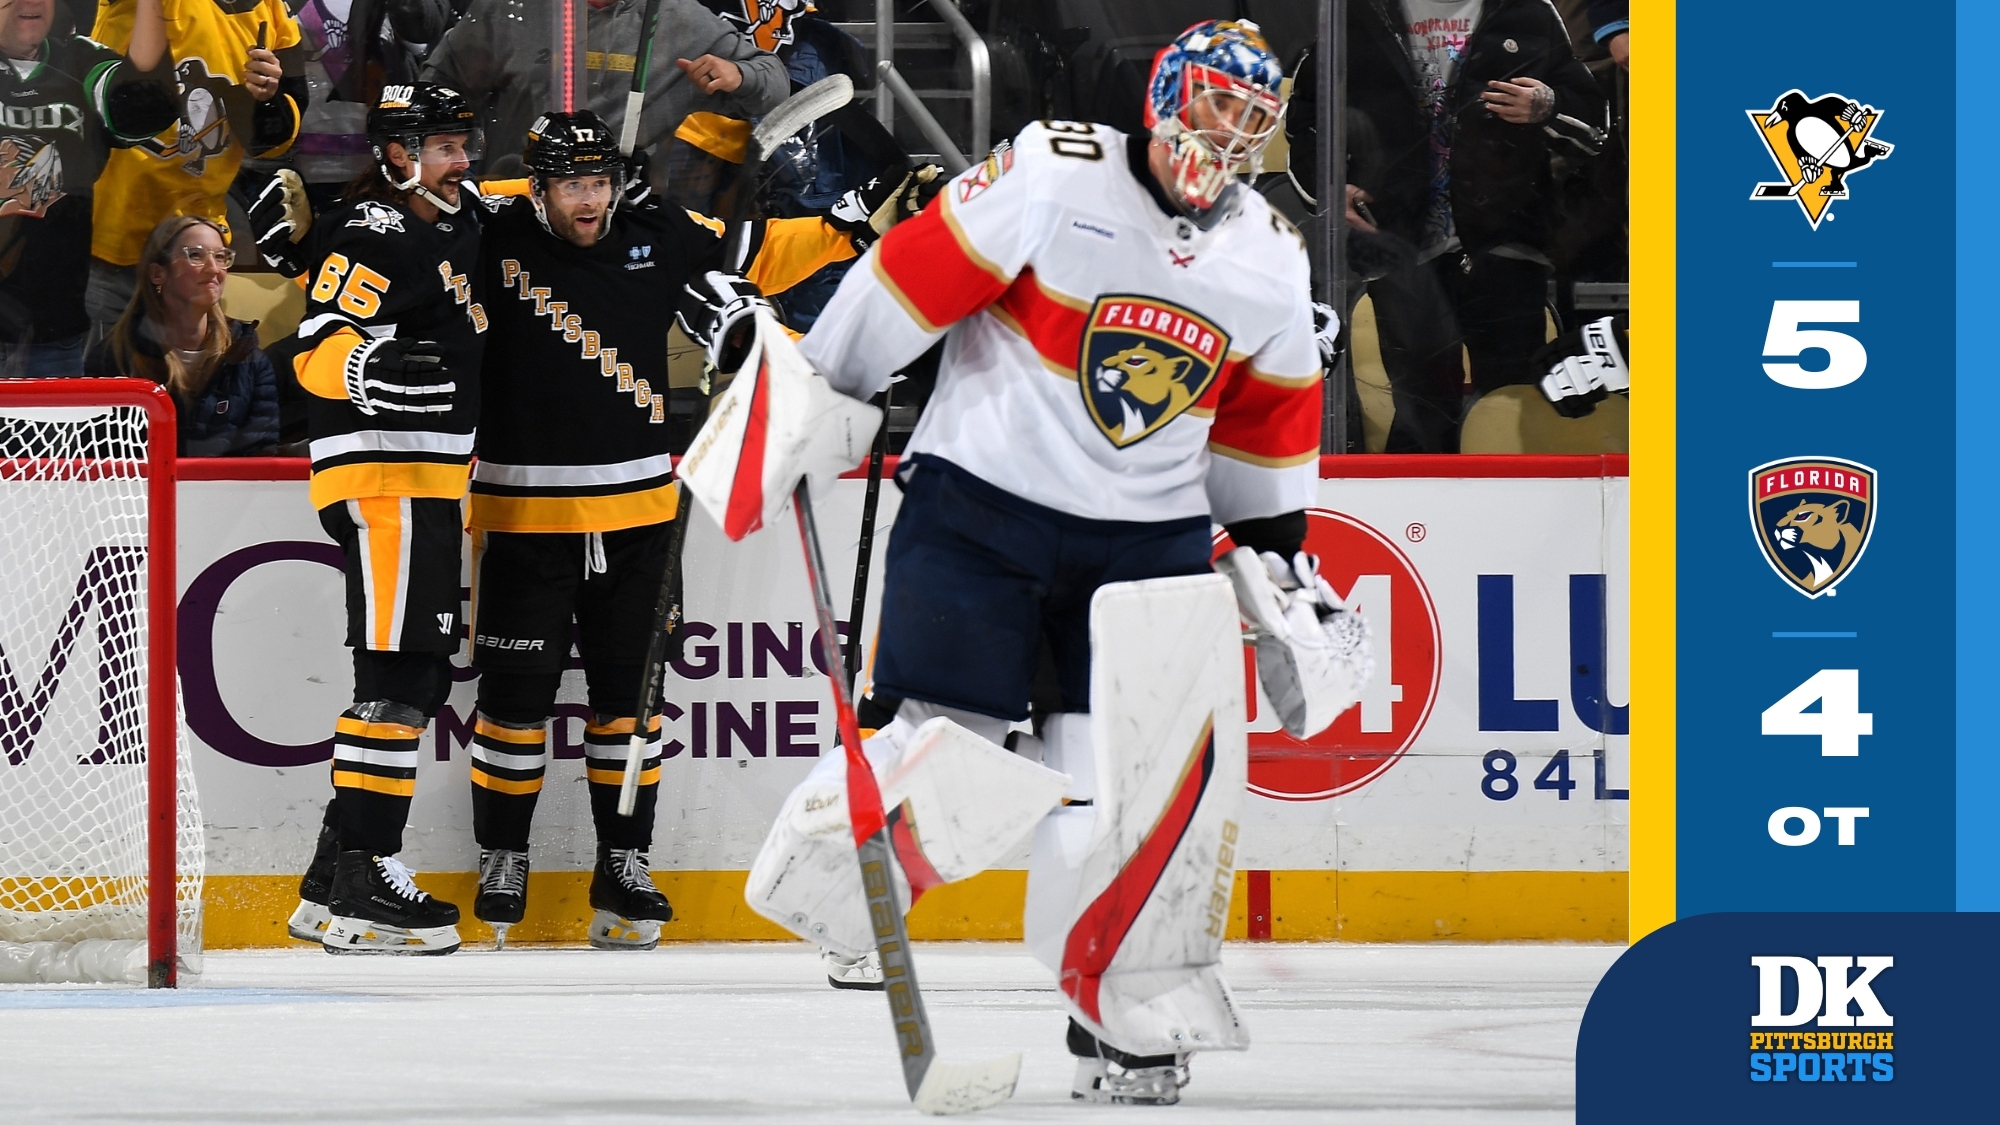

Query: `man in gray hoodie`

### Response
(422, 0, 787, 188)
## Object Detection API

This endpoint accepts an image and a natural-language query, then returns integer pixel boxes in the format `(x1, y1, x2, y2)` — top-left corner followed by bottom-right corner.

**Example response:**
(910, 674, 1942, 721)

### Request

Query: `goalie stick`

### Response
(618, 73, 857, 815)
(792, 477, 1022, 1114)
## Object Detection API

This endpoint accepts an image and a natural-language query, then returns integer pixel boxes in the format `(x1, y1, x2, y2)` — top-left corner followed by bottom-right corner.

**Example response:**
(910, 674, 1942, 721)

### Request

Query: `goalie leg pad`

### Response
(1027, 573, 1252, 1057)
(744, 709, 1068, 957)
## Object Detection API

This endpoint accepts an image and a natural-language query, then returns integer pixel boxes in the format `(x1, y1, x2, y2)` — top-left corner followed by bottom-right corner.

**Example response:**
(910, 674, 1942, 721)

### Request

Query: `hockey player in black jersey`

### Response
(461, 110, 882, 949)
(285, 84, 492, 955)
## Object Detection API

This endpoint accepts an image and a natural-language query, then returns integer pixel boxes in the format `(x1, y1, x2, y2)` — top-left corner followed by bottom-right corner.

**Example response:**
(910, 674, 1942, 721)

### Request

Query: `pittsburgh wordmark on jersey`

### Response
(1748, 90, 1893, 229)
(499, 259, 662, 422)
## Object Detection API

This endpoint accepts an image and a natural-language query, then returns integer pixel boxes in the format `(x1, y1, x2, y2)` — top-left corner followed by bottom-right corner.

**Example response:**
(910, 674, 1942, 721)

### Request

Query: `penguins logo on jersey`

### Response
(1750, 456, 1876, 598)
(134, 59, 238, 177)
(346, 201, 407, 234)
(0, 136, 63, 218)
(1079, 295, 1228, 448)
(1748, 91, 1893, 229)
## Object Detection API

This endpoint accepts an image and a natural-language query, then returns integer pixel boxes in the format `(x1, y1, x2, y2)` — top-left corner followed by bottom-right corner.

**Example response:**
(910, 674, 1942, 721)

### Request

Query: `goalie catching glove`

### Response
(342, 337, 454, 415)
(1537, 315, 1629, 418)
(1215, 547, 1373, 739)
(245, 168, 312, 278)
(678, 270, 772, 374)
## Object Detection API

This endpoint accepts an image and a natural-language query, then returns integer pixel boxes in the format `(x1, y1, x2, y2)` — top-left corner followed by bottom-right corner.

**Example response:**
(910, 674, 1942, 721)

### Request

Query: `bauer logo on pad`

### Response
(1750, 457, 1877, 598)
(1078, 295, 1228, 448)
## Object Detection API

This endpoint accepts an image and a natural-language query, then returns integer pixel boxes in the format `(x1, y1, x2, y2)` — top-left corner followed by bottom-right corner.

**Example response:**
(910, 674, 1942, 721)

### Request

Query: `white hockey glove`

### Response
(342, 338, 454, 415)
(1538, 315, 1630, 418)
(1216, 546, 1374, 739)
(246, 168, 311, 278)
(679, 271, 773, 374)
(1311, 301, 1343, 369)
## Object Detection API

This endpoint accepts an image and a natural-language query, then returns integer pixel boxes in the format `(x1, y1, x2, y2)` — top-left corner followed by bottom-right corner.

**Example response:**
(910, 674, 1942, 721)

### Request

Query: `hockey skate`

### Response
(587, 847, 673, 950)
(286, 822, 338, 942)
(1071, 1056, 1191, 1106)
(322, 851, 462, 955)
(474, 849, 529, 949)
(822, 948, 884, 991)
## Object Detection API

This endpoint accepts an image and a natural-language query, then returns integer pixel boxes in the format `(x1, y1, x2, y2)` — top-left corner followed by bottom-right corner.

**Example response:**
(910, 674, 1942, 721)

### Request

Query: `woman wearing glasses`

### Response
(86, 214, 279, 457)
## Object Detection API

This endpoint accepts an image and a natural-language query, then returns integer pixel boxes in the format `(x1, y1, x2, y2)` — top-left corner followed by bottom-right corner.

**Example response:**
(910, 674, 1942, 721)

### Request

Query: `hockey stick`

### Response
(792, 477, 1021, 1114)
(616, 0, 664, 156)
(841, 382, 891, 690)
(617, 73, 857, 815)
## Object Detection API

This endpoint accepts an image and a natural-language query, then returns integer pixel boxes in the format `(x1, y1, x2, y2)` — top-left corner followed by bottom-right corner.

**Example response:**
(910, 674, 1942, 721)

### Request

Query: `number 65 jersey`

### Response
(799, 120, 1322, 526)
(292, 194, 490, 511)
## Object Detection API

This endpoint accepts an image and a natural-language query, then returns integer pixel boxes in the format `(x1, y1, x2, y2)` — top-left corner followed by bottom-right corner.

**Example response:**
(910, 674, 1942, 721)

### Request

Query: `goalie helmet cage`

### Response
(0, 379, 199, 988)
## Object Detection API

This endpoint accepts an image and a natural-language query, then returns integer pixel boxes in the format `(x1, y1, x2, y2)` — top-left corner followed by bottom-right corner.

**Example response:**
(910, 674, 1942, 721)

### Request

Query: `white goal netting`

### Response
(0, 401, 203, 985)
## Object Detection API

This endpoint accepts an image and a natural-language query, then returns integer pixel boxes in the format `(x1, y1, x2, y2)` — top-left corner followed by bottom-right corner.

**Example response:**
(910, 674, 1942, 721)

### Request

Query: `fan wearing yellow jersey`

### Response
(85, 0, 307, 337)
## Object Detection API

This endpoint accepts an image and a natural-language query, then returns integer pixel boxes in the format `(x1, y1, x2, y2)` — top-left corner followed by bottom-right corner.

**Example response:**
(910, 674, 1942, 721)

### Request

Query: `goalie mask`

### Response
(368, 83, 483, 215)
(1144, 20, 1285, 229)
(523, 111, 627, 240)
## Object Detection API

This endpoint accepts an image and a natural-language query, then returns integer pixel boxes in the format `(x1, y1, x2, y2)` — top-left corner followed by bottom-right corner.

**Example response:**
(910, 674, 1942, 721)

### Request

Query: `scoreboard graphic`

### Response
(1580, 1, 1996, 1118)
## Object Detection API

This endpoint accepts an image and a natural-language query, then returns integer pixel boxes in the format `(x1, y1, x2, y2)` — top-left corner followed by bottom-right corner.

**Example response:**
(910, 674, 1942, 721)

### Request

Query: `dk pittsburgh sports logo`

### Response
(1748, 90, 1893, 229)
(1747, 955, 1895, 1084)
(1750, 457, 1876, 598)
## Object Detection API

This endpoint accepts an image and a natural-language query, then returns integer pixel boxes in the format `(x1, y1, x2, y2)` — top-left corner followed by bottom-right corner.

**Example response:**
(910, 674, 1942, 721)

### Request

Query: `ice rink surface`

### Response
(1, 941, 1622, 1124)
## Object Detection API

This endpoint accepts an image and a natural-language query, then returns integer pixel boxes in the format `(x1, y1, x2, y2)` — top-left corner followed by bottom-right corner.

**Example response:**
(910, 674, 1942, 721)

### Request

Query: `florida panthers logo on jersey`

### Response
(1079, 295, 1228, 448)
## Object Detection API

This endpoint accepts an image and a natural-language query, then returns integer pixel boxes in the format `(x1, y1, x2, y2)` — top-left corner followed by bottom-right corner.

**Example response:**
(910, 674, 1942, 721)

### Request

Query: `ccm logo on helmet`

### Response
(475, 635, 545, 651)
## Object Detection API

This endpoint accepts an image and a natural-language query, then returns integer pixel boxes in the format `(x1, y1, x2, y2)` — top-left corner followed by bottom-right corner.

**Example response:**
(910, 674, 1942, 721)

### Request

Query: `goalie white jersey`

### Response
(799, 121, 1323, 525)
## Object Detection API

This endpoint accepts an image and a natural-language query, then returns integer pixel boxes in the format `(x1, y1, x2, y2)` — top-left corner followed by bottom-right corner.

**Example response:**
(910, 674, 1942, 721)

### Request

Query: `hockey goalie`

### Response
(684, 20, 1373, 1107)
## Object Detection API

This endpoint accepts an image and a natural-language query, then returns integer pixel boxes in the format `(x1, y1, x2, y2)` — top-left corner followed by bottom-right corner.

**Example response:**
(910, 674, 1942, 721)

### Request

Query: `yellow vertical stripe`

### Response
(356, 495, 406, 651)
(1628, 0, 1676, 941)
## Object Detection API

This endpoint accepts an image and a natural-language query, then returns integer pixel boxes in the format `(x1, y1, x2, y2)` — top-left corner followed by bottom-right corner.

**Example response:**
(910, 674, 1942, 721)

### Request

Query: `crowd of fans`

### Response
(0, 0, 1629, 457)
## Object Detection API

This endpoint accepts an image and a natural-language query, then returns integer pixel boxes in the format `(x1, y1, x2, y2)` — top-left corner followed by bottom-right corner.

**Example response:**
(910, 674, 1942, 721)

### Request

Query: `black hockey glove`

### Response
(245, 168, 311, 278)
(1536, 315, 1630, 418)
(343, 338, 453, 415)
(828, 161, 946, 245)
(679, 271, 771, 374)
(621, 147, 653, 207)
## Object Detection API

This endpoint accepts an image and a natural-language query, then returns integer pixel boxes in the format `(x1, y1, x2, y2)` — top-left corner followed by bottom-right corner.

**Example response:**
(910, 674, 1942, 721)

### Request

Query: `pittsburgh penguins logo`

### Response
(1078, 295, 1228, 448)
(1748, 90, 1893, 229)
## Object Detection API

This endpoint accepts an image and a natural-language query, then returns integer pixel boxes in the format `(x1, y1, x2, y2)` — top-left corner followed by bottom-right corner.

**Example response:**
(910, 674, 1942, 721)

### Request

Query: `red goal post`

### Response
(0, 379, 187, 987)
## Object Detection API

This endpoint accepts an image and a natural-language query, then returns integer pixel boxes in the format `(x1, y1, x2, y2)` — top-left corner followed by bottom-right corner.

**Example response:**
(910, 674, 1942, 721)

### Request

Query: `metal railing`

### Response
(876, 62, 971, 173)
(866, 0, 990, 166)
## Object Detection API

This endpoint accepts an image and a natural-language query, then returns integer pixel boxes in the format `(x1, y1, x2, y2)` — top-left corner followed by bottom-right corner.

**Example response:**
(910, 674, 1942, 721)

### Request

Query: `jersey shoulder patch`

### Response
(343, 199, 409, 235)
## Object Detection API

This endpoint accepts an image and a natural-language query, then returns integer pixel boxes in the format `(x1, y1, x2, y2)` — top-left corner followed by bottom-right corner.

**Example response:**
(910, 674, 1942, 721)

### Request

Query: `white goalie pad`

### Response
(744, 716, 1068, 958)
(1024, 573, 1251, 1057)
(1214, 546, 1373, 738)
(677, 307, 882, 542)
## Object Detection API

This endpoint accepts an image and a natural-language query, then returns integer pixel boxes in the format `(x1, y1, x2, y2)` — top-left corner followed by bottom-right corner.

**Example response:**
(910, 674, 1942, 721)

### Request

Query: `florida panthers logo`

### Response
(1751, 457, 1876, 598)
(1078, 295, 1228, 448)
(1748, 90, 1893, 229)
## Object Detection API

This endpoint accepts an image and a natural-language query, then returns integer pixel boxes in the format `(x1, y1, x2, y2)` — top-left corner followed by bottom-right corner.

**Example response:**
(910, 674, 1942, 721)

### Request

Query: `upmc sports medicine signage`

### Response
(1582, 2, 1992, 1118)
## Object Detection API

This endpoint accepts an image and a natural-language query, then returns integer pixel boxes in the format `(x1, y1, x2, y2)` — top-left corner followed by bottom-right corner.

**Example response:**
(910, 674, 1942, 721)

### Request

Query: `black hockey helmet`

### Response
(523, 111, 628, 240)
(368, 83, 482, 212)
(523, 111, 626, 182)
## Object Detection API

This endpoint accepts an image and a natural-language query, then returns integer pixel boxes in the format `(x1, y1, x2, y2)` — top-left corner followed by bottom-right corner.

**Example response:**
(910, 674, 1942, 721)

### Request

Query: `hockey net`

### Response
(0, 380, 201, 986)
